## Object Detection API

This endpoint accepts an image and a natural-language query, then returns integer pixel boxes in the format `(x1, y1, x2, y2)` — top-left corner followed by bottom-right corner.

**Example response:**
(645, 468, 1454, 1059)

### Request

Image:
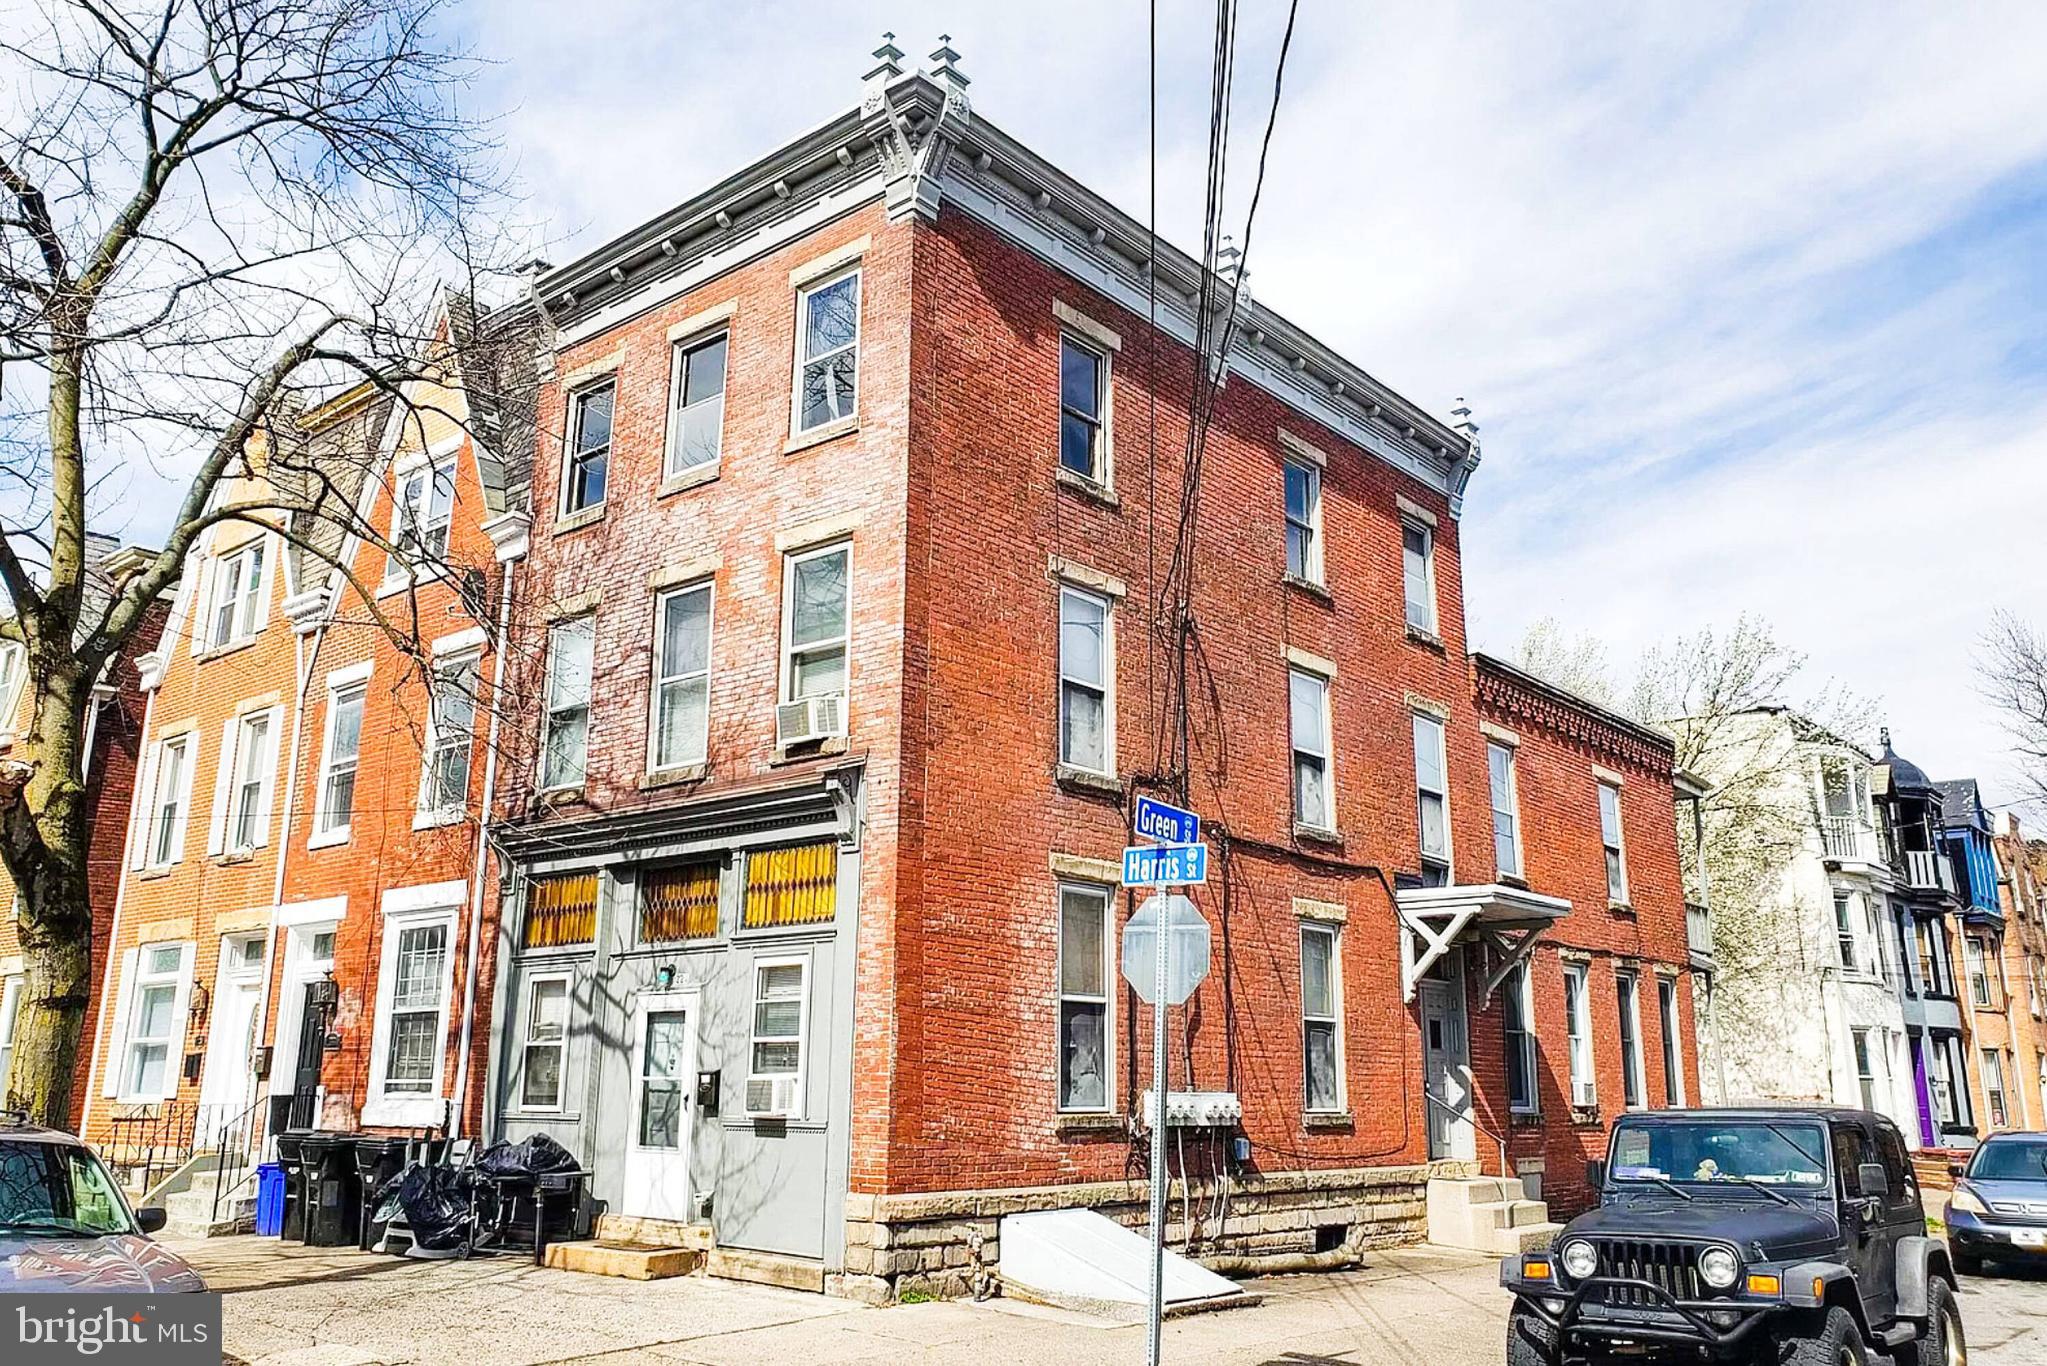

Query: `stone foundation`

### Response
(829, 1158, 1479, 1305)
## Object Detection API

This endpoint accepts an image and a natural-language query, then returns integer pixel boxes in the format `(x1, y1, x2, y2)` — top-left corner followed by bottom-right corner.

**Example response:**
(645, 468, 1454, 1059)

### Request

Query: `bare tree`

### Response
(1514, 616, 1616, 709)
(0, 0, 514, 1126)
(1980, 609, 2047, 810)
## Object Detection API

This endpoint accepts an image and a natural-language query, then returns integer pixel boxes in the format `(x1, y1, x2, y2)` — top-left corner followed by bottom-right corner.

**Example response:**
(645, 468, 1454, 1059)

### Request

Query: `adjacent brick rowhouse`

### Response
(1988, 815, 2047, 1130)
(505, 64, 1706, 1298)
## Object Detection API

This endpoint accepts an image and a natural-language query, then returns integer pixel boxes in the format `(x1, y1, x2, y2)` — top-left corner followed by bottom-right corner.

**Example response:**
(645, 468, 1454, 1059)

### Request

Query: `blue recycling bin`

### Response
(255, 1163, 287, 1237)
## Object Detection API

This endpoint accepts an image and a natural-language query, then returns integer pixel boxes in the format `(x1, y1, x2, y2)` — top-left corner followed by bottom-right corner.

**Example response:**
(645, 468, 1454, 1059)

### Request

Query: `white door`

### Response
(196, 937, 264, 1145)
(623, 994, 697, 1222)
(1420, 954, 1474, 1161)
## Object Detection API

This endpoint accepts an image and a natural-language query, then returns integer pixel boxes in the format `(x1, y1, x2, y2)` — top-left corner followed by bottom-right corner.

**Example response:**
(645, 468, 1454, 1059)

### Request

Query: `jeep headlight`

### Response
(1560, 1240, 1598, 1280)
(1699, 1246, 1740, 1290)
(1949, 1185, 1988, 1217)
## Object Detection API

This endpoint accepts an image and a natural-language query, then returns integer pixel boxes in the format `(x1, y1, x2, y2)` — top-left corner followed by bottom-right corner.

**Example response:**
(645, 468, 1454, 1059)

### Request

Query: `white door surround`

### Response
(623, 990, 699, 1223)
(1420, 950, 1475, 1162)
(196, 934, 265, 1143)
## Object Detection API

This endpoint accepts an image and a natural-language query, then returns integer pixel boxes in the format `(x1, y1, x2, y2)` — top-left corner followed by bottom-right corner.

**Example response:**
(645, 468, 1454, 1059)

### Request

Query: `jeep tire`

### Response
(1506, 1306, 1563, 1366)
(1776, 1306, 1868, 1366)
(1900, 1277, 1967, 1366)
(1952, 1249, 1983, 1277)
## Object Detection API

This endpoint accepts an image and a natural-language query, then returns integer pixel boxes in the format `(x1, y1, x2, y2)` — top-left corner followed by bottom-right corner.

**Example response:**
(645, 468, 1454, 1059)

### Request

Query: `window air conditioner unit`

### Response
(744, 1075, 800, 1119)
(775, 694, 845, 748)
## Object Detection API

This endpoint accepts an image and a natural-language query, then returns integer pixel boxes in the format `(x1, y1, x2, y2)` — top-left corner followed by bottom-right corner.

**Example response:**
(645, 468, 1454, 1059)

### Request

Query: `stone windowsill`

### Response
(553, 504, 606, 537)
(1499, 873, 1530, 890)
(1294, 822, 1343, 848)
(535, 785, 586, 807)
(136, 866, 174, 882)
(1304, 1111, 1354, 1130)
(195, 635, 261, 664)
(1056, 765, 1123, 799)
(640, 763, 711, 791)
(1570, 1106, 1602, 1127)
(1054, 466, 1119, 510)
(375, 565, 453, 601)
(212, 851, 256, 868)
(1282, 573, 1332, 605)
(412, 808, 466, 832)
(658, 464, 721, 498)
(1406, 624, 1446, 652)
(771, 736, 850, 766)
(1609, 901, 1636, 916)
(784, 417, 858, 456)
(1055, 1113, 1127, 1135)
(1509, 1111, 1545, 1128)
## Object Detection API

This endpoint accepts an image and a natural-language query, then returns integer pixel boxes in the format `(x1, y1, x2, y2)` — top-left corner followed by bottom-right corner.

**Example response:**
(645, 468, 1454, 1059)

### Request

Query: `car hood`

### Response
(0, 1234, 208, 1293)
(1567, 1196, 1840, 1260)
(1960, 1178, 2047, 1222)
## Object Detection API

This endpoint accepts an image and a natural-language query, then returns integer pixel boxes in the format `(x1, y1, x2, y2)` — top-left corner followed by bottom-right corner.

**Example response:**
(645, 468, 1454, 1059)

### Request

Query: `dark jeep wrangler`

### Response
(1500, 1107, 1964, 1364)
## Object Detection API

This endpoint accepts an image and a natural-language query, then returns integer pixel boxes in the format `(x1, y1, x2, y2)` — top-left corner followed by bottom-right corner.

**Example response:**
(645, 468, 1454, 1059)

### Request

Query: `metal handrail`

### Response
(104, 1101, 197, 1196)
(1423, 1086, 1509, 1176)
(209, 1094, 268, 1226)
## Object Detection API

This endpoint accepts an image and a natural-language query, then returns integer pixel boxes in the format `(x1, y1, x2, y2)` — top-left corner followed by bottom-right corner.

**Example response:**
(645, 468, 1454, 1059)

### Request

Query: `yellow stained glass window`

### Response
(643, 863, 721, 942)
(524, 872, 598, 948)
(742, 843, 837, 929)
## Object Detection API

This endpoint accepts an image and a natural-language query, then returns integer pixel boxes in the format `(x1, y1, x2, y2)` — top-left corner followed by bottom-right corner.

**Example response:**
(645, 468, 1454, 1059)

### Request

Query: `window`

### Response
(0, 973, 23, 1093)
(1917, 918, 1952, 996)
(1290, 670, 1333, 831)
(523, 872, 598, 949)
(541, 617, 594, 789)
(1563, 962, 1595, 1108)
(0, 641, 22, 725)
(1298, 923, 1344, 1112)
(1058, 587, 1112, 774)
(1832, 1123, 1872, 1197)
(746, 959, 808, 1118)
(378, 919, 451, 1095)
(1401, 519, 1436, 634)
(742, 843, 837, 929)
(121, 944, 187, 1099)
(420, 657, 479, 817)
(795, 270, 860, 432)
(1504, 961, 1537, 1114)
(1983, 1048, 2008, 1128)
(1965, 935, 1993, 1007)
(1876, 1124, 1915, 1207)
(563, 380, 614, 514)
(1488, 740, 1521, 880)
(225, 710, 272, 853)
(1413, 712, 1450, 885)
(1284, 460, 1322, 583)
(1616, 969, 1645, 1109)
(1059, 336, 1107, 482)
(1939, 1036, 1972, 1126)
(1599, 780, 1628, 904)
(650, 585, 713, 773)
(1894, 907, 1917, 994)
(782, 544, 850, 704)
(518, 975, 569, 1110)
(1852, 1029, 1879, 1111)
(666, 332, 729, 475)
(391, 456, 456, 568)
(642, 863, 720, 942)
(1835, 893, 1862, 975)
(1057, 883, 1111, 1112)
(207, 540, 266, 648)
(1658, 976, 1684, 1106)
(145, 735, 192, 867)
(314, 684, 366, 839)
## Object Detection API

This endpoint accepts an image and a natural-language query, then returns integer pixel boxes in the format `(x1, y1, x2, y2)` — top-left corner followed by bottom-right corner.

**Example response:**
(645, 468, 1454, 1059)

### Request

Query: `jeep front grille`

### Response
(1590, 1238, 1704, 1306)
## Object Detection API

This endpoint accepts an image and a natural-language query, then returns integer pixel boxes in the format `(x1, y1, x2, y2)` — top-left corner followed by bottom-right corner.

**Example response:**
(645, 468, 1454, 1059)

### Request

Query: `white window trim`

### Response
(514, 970, 573, 1114)
(0, 972, 24, 1090)
(1301, 921, 1345, 1114)
(1413, 710, 1453, 880)
(745, 953, 811, 1121)
(309, 672, 371, 849)
(1057, 585, 1116, 777)
(1401, 515, 1438, 636)
(1055, 881, 1114, 1115)
(363, 901, 459, 1125)
(1658, 975, 1686, 1107)
(791, 266, 862, 437)
(1616, 969, 1647, 1110)
(0, 640, 24, 734)
(1505, 961, 1539, 1115)
(560, 378, 616, 518)
(202, 538, 269, 652)
(416, 652, 482, 829)
(1599, 779, 1630, 905)
(1564, 961, 1596, 1109)
(210, 704, 280, 856)
(1283, 457, 1324, 585)
(1290, 667, 1335, 833)
(539, 616, 596, 792)
(664, 326, 730, 479)
(114, 942, 194, 1103)
(381, 444, 460, 587)
(139, 730, 198, 870)
(779, 541, 853, 707)
(1058, 332, 1114, 489)
(1488, 738, 1523, 881)
(648, 582, 715, 775)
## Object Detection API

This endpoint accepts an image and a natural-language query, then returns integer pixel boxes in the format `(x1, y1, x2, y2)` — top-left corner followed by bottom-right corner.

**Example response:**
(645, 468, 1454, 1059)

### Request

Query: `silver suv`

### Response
(0, 1111, 206, 1292)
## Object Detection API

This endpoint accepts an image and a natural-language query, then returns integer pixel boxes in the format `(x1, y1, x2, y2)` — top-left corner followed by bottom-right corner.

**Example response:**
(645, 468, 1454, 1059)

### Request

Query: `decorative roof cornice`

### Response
(1472, 652, 1674, 776)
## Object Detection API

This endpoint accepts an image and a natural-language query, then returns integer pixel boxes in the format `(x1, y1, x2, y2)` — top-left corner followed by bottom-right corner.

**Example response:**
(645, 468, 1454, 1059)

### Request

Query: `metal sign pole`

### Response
(1146, 885, 1171, 1366)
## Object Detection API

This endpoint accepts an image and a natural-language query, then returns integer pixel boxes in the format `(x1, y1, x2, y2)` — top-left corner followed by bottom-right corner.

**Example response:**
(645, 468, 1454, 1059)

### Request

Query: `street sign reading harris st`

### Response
(1121, 842, 1207, 887)
(1132, 795, 1199, 845)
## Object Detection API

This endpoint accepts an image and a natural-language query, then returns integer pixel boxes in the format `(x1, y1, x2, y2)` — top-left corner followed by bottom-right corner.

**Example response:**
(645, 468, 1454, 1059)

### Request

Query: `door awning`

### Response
(1397, 882, 1573, 1003)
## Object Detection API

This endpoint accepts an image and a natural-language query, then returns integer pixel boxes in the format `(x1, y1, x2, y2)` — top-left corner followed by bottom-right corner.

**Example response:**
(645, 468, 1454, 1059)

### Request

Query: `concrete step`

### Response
(1496, 1221, 1564, 1254)
(158, 1189, 255, 1240)
(705, 1247, 825, 1293)
(545, 1240, 702, 1280)
(593, 1214, 715, 1250)
(1490, 1199, 1552, 1230)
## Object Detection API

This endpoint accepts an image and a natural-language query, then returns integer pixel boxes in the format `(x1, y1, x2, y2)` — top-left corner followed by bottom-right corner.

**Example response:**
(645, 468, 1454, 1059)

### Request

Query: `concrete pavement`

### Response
(176, 1235, 2045, 1365)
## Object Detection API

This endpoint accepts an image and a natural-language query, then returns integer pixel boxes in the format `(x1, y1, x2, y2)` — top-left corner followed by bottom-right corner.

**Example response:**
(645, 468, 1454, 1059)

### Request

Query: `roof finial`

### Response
(1880, 725, 1893, 750)
(1451, 397, 1478, 440)
(1216, 232, 1243, 283)
(929, 33, 968, 89)
(865, 31, 906, 84)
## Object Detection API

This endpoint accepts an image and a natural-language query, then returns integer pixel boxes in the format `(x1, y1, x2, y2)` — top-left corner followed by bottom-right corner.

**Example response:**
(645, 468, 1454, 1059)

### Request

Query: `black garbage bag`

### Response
(371, 1161, 474, 1251)
(474, 1133, 578, 1180)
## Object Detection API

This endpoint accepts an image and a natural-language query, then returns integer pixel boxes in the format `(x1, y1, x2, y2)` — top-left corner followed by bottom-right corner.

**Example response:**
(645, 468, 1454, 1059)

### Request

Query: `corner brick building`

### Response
(486, 43, 1705, 1300)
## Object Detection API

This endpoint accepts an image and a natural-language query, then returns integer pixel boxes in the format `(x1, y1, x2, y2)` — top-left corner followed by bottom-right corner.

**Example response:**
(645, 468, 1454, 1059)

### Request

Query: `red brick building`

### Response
(487, 43, 1705, 1298)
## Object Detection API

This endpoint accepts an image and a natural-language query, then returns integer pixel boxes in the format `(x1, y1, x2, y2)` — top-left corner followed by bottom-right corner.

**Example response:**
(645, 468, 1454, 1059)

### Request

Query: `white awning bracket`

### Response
(1395, 882, 1574, 1002)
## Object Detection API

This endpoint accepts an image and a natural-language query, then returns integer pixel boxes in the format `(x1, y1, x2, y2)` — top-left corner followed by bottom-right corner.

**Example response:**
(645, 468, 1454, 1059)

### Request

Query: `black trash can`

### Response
(352, 1137, 410, 1252)
(298, 1134, 362, 1247)
(274, 1131, 310, 1243)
